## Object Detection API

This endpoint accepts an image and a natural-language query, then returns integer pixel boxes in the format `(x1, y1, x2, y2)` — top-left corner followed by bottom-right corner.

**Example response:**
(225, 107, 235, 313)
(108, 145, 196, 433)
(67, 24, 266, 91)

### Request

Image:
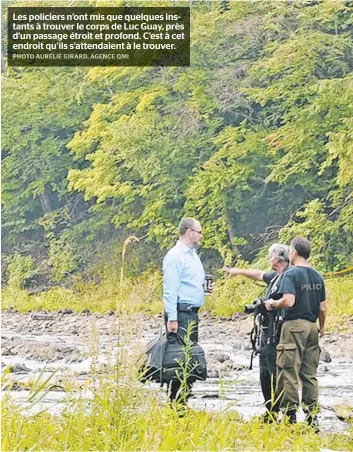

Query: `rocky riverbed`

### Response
(1, 309, 353, 434)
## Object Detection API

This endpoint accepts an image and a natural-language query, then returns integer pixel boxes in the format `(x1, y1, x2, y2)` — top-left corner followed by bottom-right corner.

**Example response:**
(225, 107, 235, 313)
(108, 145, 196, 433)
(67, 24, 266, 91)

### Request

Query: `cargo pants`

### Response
(276, 318, 320, 413)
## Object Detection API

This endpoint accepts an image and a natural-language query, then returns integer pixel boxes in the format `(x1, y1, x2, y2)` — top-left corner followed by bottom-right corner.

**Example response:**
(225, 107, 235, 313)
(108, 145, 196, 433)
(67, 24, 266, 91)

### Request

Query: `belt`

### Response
(177, 303, 200, 313)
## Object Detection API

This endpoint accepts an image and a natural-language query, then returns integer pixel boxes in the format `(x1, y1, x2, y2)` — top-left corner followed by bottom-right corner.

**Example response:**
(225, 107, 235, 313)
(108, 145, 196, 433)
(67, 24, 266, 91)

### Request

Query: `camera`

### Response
(244, 297, 266, 315)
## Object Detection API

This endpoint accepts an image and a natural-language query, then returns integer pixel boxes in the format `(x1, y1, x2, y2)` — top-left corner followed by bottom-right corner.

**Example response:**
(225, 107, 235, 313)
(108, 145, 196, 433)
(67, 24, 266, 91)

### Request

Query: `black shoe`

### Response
(169, 401, 188, 418)
(286, 413, 297, 424)
(305, 414, 320, 433)
(260, 411, 278, 424)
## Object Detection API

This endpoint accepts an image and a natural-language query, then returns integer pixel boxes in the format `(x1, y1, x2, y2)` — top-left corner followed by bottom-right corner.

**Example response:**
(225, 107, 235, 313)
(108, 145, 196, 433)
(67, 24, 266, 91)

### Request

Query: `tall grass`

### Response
(2, 360, 353, 451)
(2, 270, 352, 331)
(324, 277, 353, 330)
(2, 268, 163, 315)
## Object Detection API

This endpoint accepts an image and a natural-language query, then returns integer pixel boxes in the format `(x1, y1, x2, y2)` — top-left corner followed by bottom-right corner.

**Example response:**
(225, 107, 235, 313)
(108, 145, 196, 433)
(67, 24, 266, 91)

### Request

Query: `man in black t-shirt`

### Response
(223, 243, 290, 421)
(264, 237, 327, 430)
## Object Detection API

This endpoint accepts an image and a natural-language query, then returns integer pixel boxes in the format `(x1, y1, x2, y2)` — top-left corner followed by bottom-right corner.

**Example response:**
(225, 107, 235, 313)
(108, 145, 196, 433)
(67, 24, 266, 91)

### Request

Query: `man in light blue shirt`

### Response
(163, 217, 206, 340)
(163, 217, 210, 403)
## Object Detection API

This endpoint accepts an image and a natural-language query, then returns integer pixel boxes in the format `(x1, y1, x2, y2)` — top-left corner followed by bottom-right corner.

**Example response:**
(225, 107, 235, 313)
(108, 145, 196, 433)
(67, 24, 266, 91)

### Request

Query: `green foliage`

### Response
(39, 209, 80, 282)
(324, 277, 353, 330)
(205, 275, 264, 317)
(6, 254, 37, 290)
(185, 127, 272, 263)
(279, 199, 353, 272)
(2, 0, 353, 287)
(2, 69, 88, 237)
(1, 65, 106, 281)
(67, 72, 221, 250)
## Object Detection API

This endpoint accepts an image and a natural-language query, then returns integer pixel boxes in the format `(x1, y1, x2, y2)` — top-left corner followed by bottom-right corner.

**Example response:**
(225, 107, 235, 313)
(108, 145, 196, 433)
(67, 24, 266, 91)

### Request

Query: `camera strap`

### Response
(249, 276, 280, 370)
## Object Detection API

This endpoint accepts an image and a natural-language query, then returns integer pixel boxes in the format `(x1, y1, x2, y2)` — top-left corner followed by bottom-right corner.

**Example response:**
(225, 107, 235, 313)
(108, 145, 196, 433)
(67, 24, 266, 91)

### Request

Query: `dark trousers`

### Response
(259, 348, 280, 412)
(164, 309, 199, 402)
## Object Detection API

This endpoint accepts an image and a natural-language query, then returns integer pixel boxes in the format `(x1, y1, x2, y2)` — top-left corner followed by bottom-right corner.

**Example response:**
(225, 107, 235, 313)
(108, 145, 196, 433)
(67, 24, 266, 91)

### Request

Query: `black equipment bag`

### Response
(139, 333, 207, 385)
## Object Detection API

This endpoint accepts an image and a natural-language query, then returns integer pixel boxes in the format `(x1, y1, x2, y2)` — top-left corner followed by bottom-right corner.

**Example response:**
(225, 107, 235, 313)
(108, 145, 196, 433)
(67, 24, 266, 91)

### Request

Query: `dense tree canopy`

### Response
(2, 0, 353, 286)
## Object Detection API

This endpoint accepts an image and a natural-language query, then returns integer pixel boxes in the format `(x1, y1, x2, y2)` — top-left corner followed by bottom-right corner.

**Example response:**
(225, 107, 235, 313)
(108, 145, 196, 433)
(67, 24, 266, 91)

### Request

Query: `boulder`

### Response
(30, 313, 54, 321)
(9, 363, 31, 373)
(319, 348, 332, 363)
(333, 403, 353, 422)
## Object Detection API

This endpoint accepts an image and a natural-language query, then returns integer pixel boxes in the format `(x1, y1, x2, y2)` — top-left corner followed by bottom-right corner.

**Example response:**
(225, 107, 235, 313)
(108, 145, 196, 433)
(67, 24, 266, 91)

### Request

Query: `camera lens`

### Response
(244, 304, 256, 314)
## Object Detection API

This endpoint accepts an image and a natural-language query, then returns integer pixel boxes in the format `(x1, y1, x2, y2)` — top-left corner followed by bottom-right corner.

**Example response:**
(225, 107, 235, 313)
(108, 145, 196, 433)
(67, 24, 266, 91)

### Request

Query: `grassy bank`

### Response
(3, 392, 353, 451)
(2, 271, 352, 330)
(2, 268, 163, 316)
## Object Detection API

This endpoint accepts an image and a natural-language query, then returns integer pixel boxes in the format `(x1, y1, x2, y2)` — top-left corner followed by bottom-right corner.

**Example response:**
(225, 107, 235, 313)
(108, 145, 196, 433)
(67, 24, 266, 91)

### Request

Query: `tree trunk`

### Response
(226, 209, 238, 253)
(38, 192, 53, 214)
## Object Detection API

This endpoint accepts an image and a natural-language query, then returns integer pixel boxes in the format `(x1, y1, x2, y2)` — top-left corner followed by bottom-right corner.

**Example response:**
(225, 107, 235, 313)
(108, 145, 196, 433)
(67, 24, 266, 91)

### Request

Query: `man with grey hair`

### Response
(163, 217, 210, 403)
(223, 243, 290, 421)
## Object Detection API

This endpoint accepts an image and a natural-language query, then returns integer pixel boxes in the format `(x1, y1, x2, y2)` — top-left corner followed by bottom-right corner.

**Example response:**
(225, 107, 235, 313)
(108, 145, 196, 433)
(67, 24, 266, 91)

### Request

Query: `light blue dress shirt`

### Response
(163, 240, 206, 321)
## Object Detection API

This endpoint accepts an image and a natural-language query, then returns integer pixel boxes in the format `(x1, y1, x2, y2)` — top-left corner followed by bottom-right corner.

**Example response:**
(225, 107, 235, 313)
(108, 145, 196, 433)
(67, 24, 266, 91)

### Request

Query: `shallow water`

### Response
(1, 312, 353, 434)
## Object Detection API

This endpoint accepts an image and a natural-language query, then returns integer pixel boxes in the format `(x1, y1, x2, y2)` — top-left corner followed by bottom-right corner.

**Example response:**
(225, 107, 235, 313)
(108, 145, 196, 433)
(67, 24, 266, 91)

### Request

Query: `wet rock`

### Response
(28, 287, 48, 295)
(9, 363, 31, 373)
(75, 370, 89, 376)
(218, 361, 234, 374)
(201, 393, 219, 399)
(243, 342, 253, 351)
(1, 347, 11, 356)
(237, 312, 248, 320)
(66, 355, 84, 364)
(333, 403, 353, 421)
(59, 309, 74, 315)
(3, 382, 24, 391)
(201, 311, 211, 319)
(320, 348, 332, 363)
(1, 336, 83, 362)
(54, 345, 79, 355)
(48, 384, 66, 392)
(206, 351, 247, 377)
(344, 344, 353, 359)
(220, 360, 246, 373)
(318, 362, 329, 373)
(209, 352, 231, 364)
(31, 313, 54, 321)
(4, 307, 19, 314)
(208, 369, 219, 378)
(232, 340, 247, 350)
